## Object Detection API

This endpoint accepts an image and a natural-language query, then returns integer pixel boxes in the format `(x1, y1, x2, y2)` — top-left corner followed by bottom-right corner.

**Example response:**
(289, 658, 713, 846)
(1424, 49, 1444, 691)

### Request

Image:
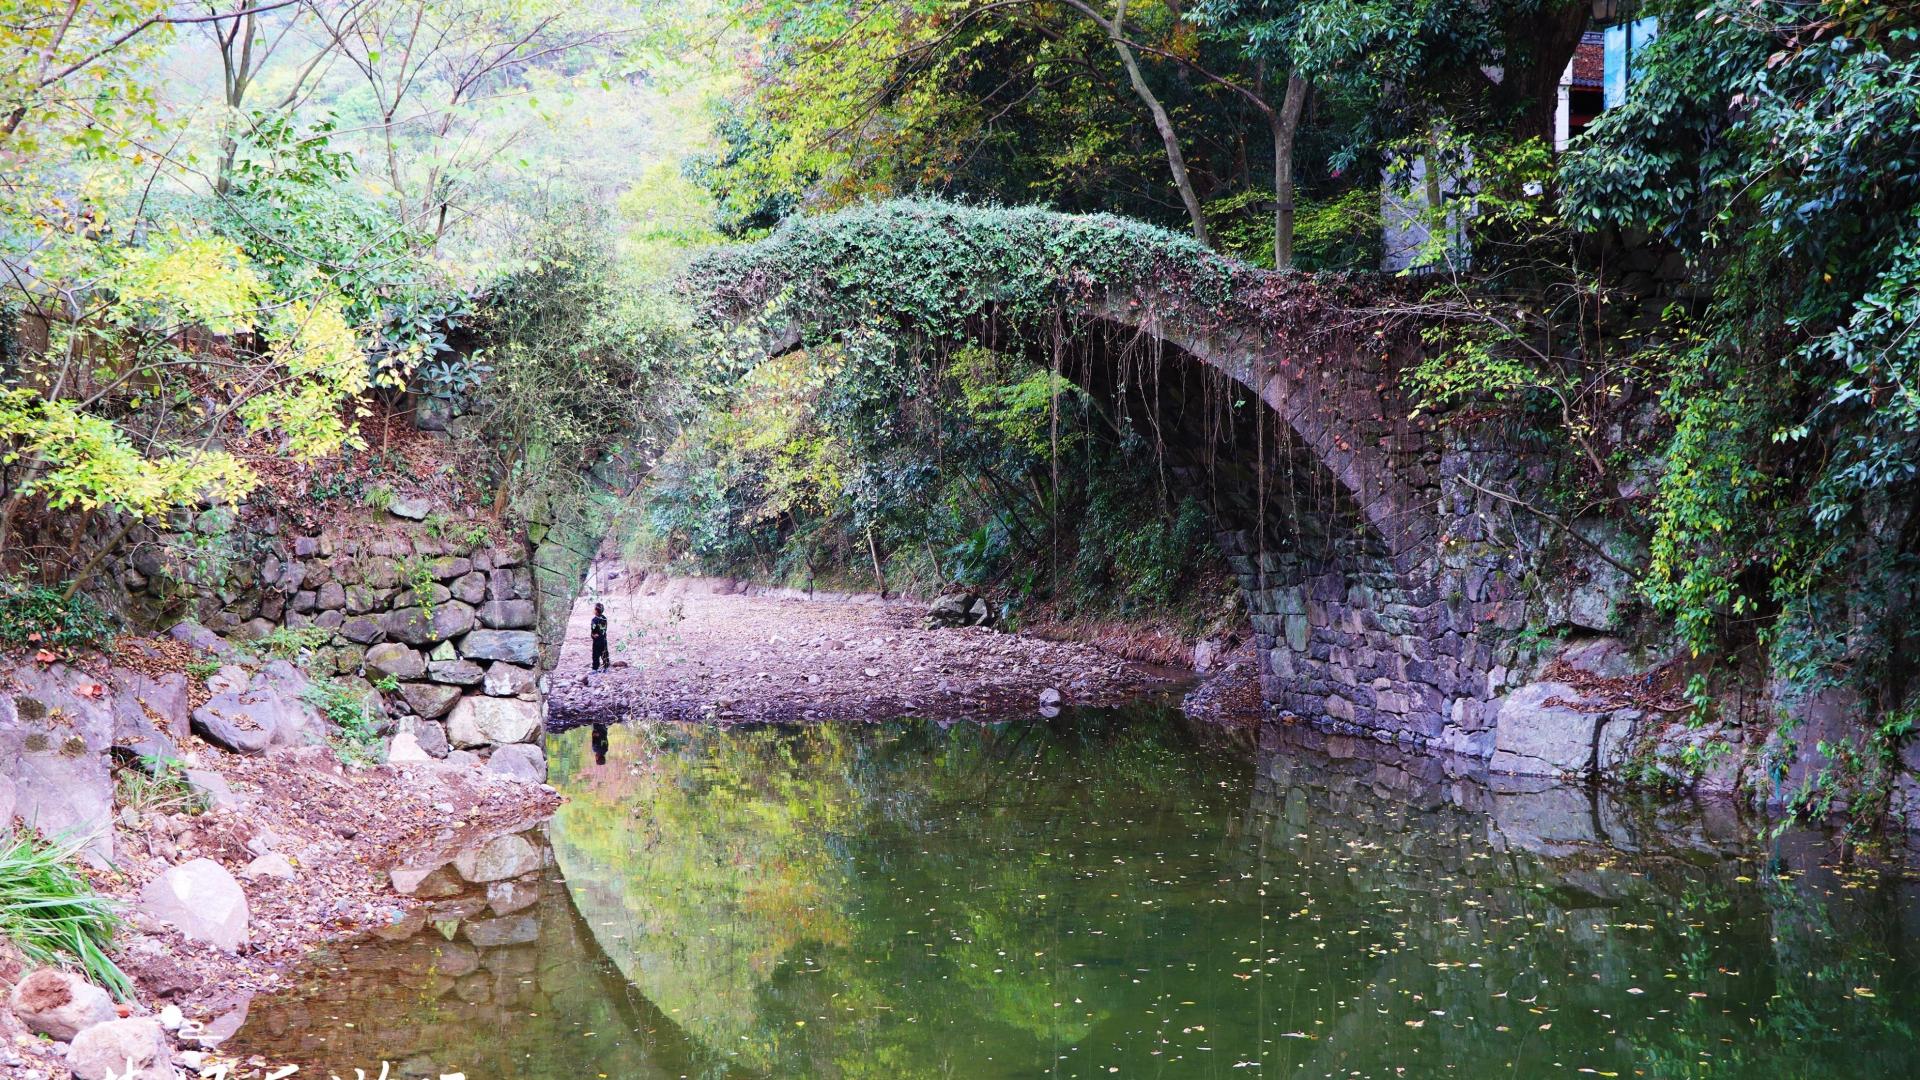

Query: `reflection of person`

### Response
(591, 722, 609, 765)
(590, 602, 610, 672)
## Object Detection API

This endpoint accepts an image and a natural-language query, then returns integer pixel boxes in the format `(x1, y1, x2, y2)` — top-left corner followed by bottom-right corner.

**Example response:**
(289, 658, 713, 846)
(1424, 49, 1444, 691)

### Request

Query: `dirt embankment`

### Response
(546, 574, 1203, 726)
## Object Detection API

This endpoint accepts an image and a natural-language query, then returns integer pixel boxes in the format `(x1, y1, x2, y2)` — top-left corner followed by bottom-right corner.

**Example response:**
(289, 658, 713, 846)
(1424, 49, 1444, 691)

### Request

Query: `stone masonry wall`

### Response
(117, 503, 550, 777)
(1219, 417, 1570, 764)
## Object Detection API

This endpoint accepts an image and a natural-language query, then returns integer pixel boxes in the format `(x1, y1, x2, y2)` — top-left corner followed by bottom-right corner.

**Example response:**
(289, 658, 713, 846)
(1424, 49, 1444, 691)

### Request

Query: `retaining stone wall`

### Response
(117, 509, 549, 770)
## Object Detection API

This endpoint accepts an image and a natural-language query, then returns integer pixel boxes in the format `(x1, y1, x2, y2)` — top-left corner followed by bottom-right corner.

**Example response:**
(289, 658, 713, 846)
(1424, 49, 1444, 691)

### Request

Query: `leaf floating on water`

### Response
(1852, 987, 1876, 998)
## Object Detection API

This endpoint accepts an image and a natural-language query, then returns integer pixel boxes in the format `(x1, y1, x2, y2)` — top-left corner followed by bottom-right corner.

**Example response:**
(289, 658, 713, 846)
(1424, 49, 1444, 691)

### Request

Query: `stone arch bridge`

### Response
(669, 200, 1548, 757)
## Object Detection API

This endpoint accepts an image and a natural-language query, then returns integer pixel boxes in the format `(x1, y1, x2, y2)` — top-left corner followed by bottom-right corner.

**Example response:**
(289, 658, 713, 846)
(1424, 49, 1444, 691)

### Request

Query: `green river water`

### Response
(228, 702, 1920, 1078)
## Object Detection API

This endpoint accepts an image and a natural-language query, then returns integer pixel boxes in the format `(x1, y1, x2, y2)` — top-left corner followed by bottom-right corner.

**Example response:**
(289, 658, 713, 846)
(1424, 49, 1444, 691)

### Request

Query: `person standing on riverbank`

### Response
(591, 603, 611, 672)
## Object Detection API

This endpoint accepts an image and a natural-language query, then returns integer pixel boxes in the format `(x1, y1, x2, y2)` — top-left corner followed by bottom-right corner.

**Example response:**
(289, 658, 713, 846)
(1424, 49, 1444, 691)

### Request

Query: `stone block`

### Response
(428, 556, 472, 581)
(383, 602, 476, 646)
(478, 599, 537, 629)
(460, 629, 540, 665)
(451, 572, 488, 605)
(453, 832, 540, 882)
(429, 658, 486, 686)
(365, 642, 425, 681)
(399, 682, 463, 720)
(483, 664, 537, 697)
(1488, 682, 1600, 777)
(486, 743, 547, 784)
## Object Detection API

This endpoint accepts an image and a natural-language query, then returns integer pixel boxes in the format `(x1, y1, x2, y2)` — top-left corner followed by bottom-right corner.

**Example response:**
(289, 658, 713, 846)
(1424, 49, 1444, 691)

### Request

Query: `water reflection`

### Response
(226, 825, 741, 1078)
(233, 705, 1920, 1078)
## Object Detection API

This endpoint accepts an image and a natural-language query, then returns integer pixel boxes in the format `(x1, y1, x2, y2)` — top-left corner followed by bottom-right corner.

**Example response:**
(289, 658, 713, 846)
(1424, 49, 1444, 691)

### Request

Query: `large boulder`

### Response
(1489, 682, 1635, 778)
(364, 642, 426, 682)
(486, 743, 547, 783)
(251, 661, 326, 747)
(459, 629, 539, 665)
(447, 696, 541, 747)
(68, 1017, 173, 1079)
(104, 666, 189, 762)
(452, 832, 541, 882)
(2, 664, 117, 864)
(139, 858, 249, 951)
(383, 602, 476, 646)
(167, 621, 238, 658)
(190, 690, 282, 754)
(926, 592, 989, 628)
(7, 969, 115, 1040)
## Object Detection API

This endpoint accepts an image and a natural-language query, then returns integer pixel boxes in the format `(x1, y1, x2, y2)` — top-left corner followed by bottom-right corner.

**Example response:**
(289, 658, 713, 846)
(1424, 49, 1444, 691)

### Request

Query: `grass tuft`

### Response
(0, 831, 133, 1000)
(114, 755, 211, 817)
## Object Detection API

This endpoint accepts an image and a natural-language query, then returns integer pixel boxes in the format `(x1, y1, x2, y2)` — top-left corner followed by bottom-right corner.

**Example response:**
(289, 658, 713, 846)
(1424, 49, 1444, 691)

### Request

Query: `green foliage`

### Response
(0, 577, 117, 650)
(258, 625, 331, 660)
(690, 199, 1239, 350)
(363, 485, 396, 513)
(1562, 0, 1920, 700)
(460, 194, 699, 525)
(300, 681, 385, 768)
(0, 832, 132, 1001)
(216, 114, 457, 393)
(1212, 187, 1382, 271)
(400, 556, 439, 621)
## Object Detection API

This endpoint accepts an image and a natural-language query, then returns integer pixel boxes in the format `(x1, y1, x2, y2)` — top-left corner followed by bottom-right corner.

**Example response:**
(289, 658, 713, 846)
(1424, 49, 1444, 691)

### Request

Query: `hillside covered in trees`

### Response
(7, 2, 1920, 1077)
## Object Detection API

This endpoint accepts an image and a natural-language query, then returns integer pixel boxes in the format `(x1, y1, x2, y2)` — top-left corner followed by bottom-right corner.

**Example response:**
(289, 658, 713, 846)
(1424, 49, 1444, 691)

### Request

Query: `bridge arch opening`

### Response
(544, 202, 1526, 755)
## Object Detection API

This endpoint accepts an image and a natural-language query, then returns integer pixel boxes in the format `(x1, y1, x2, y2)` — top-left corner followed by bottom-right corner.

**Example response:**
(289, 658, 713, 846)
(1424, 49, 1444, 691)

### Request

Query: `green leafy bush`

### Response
(0, 577, 117, 650)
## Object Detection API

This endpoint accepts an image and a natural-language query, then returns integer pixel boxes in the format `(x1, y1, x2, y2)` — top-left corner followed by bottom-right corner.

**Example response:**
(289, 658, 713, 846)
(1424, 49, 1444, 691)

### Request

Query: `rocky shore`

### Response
(545, 574, 1189, 726)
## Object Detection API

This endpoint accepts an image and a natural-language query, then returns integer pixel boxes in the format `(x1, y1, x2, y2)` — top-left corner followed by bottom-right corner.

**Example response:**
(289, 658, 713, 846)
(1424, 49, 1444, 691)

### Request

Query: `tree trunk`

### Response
(1102, 1, 1211, 247)
(1271, 75, 1309, 269)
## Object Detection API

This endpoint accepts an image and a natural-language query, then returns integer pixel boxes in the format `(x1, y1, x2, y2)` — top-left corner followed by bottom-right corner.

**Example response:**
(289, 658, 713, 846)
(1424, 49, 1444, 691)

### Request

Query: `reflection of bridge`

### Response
(687, 201, 1548, 754)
